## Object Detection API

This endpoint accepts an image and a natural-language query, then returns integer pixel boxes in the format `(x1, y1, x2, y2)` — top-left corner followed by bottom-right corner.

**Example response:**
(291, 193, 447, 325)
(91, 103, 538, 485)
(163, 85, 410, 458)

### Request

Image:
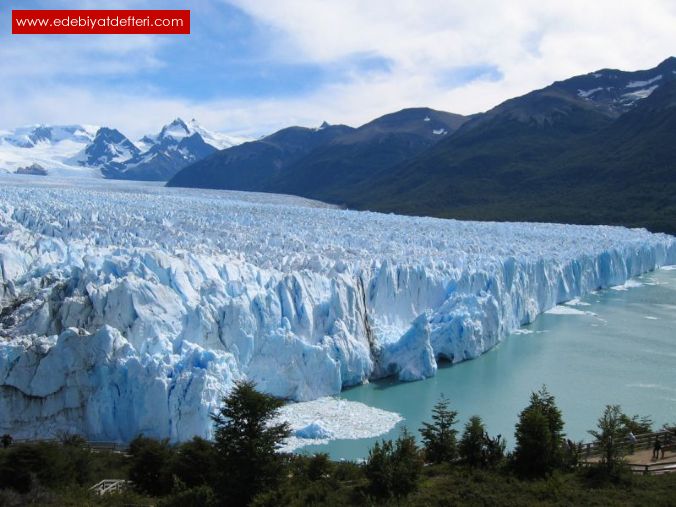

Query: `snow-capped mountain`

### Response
(82, 127, 140, 169)
(552, 56, 676, 115)
(103, 118, 244, 181)
(0, 119, 247, 181)
(0, 124, 100, 177)
(140, 118, 246, 151)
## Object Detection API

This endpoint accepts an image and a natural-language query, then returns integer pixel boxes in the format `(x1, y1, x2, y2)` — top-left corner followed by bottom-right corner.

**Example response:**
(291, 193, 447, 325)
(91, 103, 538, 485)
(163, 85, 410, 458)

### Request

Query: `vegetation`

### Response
(0, 384, 673, 506)
(419, 395, 459, 464)
(513, 386, 567, 478)
(587, 405, 628, 478)
(211, 380, 291, 506)
(458, 415, 506, 469)
(364, 429, 423, 501)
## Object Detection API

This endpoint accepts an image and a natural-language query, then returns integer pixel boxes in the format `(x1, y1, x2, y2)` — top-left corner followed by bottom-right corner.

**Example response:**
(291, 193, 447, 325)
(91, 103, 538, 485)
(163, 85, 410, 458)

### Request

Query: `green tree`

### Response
(459, 416, 486, 467)
(619, 413, 653, 435)
(128, 436, 174, 497)
(513, 386, 565, 477)
(364, 429, 423, 502)
(588, 405, 627, 475)
(172, 437, 219, 489)
(458, 415, 506, 469)
(212, 380, 291, 506)
(419, 396, 459, 463)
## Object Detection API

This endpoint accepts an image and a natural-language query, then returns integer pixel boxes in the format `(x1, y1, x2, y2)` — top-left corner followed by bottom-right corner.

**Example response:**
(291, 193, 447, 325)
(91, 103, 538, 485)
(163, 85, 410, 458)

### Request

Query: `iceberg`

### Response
(1, 178, 675, 443)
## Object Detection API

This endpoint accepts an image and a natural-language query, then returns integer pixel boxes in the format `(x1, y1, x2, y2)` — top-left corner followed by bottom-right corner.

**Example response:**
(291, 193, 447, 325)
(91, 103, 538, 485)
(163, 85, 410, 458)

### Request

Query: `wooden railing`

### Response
(627, 461, 676, 475)
(89, 479, 132, 496)
(581, 429, 674, 458)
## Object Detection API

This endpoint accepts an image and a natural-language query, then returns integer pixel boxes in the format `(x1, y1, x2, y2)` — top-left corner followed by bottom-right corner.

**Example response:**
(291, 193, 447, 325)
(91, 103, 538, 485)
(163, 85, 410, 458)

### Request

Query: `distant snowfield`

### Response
(0, 176, 675, 446)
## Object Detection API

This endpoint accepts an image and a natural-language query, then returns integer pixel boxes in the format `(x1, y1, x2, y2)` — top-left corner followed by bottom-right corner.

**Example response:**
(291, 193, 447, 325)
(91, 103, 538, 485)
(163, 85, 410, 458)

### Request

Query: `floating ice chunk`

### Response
(276, 397, 403, 452)
(564, 297, 591, 307)
(294, 420, 334, 440)
(611, 279, 643, 291)
(546, 306, 592, 316)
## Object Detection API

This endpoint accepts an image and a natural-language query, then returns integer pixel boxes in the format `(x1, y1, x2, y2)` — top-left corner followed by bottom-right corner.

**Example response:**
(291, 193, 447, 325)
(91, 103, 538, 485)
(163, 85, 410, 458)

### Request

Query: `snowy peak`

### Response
(141, 118, 246, 151)
(552, 56, 676, 115)
(0, 124, 98, 149)
(82, 127, 140, 168)
(158, 117, 191, 142)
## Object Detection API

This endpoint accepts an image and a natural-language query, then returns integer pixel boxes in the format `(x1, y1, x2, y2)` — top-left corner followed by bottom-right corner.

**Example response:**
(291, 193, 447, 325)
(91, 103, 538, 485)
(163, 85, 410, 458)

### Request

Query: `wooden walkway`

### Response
(582, 429, 676, 475)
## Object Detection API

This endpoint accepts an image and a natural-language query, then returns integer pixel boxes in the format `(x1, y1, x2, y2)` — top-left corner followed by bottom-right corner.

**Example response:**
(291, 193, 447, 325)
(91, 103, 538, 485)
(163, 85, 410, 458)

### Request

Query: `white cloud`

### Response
(1, 0, 676, 137)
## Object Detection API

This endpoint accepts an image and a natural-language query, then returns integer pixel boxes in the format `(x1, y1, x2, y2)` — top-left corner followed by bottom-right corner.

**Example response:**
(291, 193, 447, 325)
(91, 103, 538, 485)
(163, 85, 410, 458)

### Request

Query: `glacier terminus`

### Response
(0, 177, 675, 444)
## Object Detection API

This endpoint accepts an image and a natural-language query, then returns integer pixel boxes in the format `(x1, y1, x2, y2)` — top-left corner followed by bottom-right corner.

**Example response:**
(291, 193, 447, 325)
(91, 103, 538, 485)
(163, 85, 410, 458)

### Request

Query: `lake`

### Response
(298, 267, 676, 460)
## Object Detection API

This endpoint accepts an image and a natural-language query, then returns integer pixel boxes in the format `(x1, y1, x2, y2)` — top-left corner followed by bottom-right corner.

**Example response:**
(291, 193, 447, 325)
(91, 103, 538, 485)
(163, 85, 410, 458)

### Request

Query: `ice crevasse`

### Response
(0, 182, 675, 442)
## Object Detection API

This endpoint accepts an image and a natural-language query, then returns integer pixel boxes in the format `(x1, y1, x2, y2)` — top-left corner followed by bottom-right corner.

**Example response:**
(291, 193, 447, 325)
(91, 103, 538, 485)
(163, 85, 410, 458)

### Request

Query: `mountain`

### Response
(0, 119, 247, 181)
(342, 58, 676, 234)
(82, 127, 140, 170)
(102, 118, 246, 181)
(269, 108, 469, 202)
(168, 122, 356, 190)
(0, 124, 99, 177)
(167, 108, 468, 195)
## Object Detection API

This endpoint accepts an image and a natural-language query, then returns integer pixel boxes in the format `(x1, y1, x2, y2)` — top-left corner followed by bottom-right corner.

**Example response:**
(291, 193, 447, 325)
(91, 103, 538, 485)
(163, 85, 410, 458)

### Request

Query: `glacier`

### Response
(0, 177, 675, 444)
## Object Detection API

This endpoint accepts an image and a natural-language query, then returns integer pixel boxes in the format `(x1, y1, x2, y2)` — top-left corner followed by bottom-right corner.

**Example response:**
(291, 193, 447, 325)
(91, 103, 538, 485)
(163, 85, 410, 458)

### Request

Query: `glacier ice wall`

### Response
(1, 179, 675, 442)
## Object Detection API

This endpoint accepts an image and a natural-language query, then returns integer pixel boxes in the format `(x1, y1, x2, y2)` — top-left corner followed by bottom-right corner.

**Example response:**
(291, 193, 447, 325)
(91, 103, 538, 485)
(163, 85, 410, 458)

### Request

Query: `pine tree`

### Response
(419, 396, 459, 463)
(459, 416, 486, 467)
(212, 380, 291, 506)
(513, 386, 565, 477)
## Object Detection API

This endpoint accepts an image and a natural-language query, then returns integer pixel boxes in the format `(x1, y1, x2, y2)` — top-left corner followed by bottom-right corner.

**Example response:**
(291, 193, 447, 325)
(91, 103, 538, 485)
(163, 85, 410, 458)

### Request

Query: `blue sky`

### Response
(2, 0, 676, 138)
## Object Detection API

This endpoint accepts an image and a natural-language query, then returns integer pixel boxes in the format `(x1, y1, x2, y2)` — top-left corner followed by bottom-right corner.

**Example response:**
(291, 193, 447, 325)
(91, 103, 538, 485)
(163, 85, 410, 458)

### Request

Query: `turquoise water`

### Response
(299, 268, 676, 460)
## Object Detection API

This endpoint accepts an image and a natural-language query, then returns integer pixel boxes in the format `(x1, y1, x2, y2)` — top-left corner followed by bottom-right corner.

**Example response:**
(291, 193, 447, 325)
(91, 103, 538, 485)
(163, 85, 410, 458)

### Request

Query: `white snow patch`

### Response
(577, 87, 603, 98)
(432, 128, 448, 135)
(276, 398, 403, 452)
(626, 75, 662, 88)
(621, 85, 659, 103)
(644, 316, 659, 320)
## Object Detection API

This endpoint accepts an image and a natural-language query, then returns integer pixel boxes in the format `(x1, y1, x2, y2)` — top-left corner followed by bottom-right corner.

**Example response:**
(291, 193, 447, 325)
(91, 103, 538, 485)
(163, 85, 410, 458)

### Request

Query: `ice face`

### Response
(1, 178, 675, 442)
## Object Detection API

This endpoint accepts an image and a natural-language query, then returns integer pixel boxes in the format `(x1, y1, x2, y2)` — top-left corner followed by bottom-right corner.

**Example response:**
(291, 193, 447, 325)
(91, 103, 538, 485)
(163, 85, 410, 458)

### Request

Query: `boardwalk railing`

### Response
(90, 479, 132, 496)
(581, 429, 674, 459)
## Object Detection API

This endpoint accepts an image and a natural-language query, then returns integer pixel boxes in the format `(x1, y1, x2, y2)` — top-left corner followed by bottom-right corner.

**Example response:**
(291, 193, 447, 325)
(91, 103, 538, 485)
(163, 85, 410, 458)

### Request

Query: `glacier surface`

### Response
(0, 177, 675, 443)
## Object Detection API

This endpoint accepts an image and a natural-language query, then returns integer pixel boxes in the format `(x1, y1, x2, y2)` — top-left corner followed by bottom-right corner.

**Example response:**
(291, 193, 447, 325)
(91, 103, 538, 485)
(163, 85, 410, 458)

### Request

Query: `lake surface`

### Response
(299, 267, 676, 460)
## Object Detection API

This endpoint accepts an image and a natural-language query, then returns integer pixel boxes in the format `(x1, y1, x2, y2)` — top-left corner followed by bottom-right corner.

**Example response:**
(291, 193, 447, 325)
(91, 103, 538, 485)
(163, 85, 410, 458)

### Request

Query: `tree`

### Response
(619, 413, 653, 435)
(212, 380, 291, 506)
(419, 396, 459, 463)
(173, 437, 219, 488)
(458, 415, 505, 469)
(365, 429, 423, 502)
(459, 416, 486, 467)
(513, 386, 565, 477)
(128, 436, 174, 497)
(588, 405, 627, 475)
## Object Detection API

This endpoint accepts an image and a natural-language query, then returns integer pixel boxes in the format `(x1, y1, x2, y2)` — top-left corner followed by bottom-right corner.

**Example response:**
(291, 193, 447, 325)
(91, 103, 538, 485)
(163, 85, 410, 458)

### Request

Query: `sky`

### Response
(2, 0, 676, 138)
